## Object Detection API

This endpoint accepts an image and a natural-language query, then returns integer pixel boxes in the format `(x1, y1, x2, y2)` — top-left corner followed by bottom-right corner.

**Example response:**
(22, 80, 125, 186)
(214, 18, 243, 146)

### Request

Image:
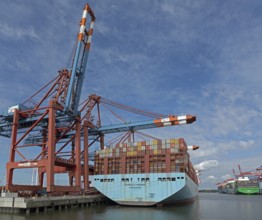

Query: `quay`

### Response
(0, 193, 109, 214)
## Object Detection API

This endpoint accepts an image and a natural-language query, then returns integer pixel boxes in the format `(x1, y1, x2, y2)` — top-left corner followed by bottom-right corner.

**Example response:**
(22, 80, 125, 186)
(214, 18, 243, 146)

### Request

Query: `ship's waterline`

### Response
(90, 138, 199, 206)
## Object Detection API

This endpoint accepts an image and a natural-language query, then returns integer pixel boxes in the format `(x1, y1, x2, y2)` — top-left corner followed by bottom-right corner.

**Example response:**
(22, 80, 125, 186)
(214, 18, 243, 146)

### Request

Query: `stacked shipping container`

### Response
(94, 138, 198, 184)
(236, 179, 259, 189)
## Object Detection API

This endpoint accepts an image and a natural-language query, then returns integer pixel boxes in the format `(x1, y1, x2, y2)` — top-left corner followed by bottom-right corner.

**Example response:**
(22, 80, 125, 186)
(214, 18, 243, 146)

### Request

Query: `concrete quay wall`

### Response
(0, 194, 109, 214)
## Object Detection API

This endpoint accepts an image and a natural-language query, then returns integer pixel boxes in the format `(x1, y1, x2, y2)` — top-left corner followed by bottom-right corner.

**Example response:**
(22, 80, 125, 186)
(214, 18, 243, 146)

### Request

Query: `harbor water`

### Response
(1, 193, 262, 220)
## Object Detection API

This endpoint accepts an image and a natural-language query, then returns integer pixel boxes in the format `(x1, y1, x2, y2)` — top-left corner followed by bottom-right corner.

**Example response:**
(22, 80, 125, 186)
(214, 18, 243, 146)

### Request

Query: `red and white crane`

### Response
(0, 3, 198, 194)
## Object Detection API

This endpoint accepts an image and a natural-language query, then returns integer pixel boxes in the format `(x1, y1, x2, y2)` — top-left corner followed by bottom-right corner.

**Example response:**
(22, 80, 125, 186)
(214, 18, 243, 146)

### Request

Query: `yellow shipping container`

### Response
(153, 140, 158, 145)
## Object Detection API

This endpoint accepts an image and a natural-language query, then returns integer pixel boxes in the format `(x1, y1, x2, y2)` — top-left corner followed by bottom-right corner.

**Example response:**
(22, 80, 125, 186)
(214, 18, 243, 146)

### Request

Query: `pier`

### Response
(0, 194, 109, 214)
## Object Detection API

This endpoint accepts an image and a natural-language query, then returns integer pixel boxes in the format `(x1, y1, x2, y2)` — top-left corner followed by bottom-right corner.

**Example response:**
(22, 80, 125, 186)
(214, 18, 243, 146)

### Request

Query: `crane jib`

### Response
(64, 5, 95, 115)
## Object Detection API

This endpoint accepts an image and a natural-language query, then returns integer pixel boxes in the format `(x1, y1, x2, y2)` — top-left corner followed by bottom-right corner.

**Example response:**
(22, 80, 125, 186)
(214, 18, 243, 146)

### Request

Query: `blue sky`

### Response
(0, 0, 262, 189)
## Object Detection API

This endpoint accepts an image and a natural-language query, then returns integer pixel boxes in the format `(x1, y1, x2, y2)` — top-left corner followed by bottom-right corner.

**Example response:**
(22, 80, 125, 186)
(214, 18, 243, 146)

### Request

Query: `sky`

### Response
(0, 0, 262, 189)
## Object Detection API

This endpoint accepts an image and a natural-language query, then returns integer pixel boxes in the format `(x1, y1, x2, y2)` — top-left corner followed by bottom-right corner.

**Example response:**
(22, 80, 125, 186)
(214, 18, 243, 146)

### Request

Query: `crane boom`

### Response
(16, 114, 196, 144)
(89, 115, 196, 135)
(65, 4, 96, 115)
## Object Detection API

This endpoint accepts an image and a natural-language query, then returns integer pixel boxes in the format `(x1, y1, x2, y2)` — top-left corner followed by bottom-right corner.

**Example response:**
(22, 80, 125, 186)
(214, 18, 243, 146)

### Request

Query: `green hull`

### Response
(237, 187, 260, 195)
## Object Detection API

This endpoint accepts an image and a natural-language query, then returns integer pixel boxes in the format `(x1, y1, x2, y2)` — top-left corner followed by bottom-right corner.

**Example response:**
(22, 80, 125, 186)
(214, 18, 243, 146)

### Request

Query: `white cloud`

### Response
(239, 140, 255, 150)
(1, 0, 262, 190)
(207, 175, 216, 180)
(0, 22, 40, 40)
(216, 140, 255, 153)
(221, 174, 232, 180)
(194, 148, 219, 158)
(194, 160, 219, 171)
(95, 21, 111, 36)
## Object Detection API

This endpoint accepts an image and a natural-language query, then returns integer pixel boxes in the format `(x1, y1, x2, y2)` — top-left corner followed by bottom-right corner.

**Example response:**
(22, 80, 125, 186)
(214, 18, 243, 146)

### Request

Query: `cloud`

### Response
(221, 174, 232, 180)
(199, 84, 261, 137)
(0, 22, 40, 40)
(194, 148, 219, 158)
(207, 175, 216, 180)
(194, 160, 219, 171)
(199, 175, 217, 185)
(1, 0, 262, 190)
(95, 21, 111, 36)
(216, 140, 255, 153)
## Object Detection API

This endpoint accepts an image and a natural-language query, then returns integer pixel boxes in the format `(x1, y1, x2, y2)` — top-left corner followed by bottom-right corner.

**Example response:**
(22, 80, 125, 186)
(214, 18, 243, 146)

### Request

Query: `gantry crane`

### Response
(0, 3, 96, 193)
(0, 4, 197, 194)
(233, 165, 262, 179)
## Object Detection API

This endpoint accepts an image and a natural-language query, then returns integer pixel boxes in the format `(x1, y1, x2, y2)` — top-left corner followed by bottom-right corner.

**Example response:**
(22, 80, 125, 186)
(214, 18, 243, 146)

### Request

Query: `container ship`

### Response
(235, 177, 260, 195)
(217, 178, 236, 194)
(217, 177, 260, 195)
(217, 165, 262, 195)
(89, 138, 199, 206)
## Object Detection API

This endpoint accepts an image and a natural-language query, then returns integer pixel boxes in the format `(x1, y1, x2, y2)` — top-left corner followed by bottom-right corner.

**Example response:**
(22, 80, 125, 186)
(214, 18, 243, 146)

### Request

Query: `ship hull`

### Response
(90, 172, 198, 206)
(237, 187, 260, 195)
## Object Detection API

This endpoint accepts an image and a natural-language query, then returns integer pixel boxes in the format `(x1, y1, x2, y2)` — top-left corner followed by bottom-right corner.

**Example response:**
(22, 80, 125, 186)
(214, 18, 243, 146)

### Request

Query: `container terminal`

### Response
(217, 165, 262, 194)
(0, 2, 200, 212)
